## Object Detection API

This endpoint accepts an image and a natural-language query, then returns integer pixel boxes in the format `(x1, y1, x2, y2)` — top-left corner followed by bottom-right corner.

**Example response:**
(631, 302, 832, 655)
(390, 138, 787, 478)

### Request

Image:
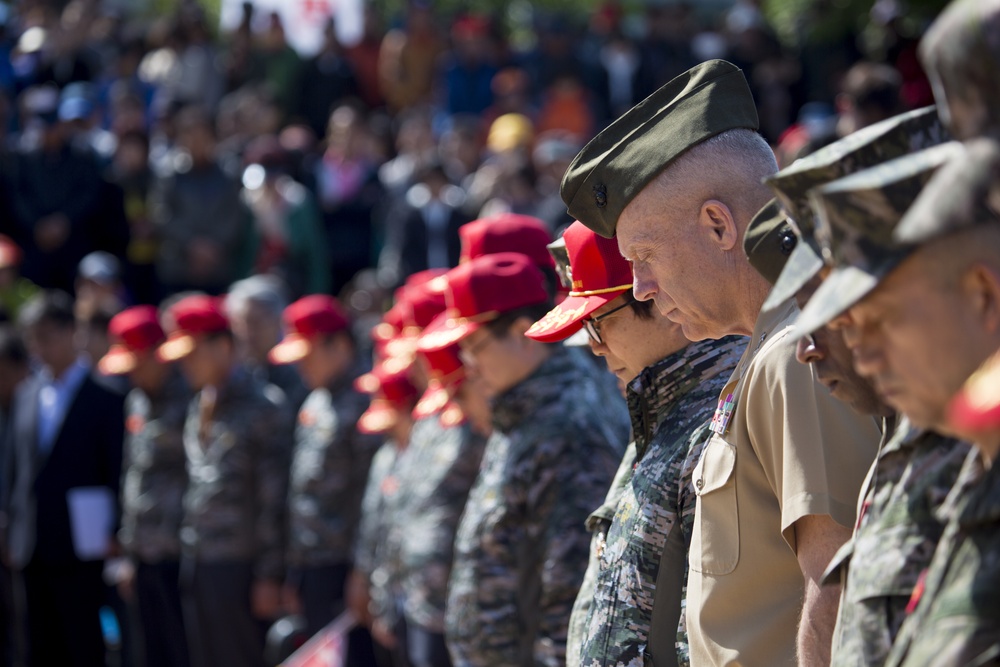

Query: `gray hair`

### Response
(650, 128, 779, 228)
(225, 275, 288, 320)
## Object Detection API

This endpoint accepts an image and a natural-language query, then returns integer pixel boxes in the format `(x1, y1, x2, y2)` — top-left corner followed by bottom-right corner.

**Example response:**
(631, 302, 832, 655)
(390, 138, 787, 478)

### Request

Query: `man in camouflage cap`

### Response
(775, 143, 973, 666)
(862, 140, 1000, 667)
(919, 0, 1000, 141)
(561, 59, 881, 666)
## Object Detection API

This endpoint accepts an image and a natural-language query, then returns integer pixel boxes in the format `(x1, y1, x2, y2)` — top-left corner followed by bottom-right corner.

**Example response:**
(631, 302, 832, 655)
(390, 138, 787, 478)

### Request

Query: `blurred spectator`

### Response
(296, 18, 358, 139)
(634, 4, 697, 101)
(107, 129, 159, 304)
(481, 67, 535, 133)
(532, 131, 581, 233)
(225, 275, 309, 412)
(535, 74, 595, 139)
(441, 16, 497, 118)
(149, 105, 250, 295)
(344, 7, 386, 111)
(6, 290, 125, 667)
(240, 135, 330, 298)
(378, 107, 436, 197)
(836, 61, 904, 138)
(75, 303, 122, 388)
(59, 82, 116, 166)
(437, 114, 481, 188)
(379, 162, 468, 286)
(5, 84, 110, 293)
(315, 104, 383, 294)
(378, 3, 445, 114)
(0, 235, 40, 324)
(249, 12, 302, 122)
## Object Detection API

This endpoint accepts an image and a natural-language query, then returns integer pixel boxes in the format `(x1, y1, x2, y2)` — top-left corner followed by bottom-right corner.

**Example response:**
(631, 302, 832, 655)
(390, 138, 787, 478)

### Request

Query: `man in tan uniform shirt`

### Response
(560, 60, 881, 666)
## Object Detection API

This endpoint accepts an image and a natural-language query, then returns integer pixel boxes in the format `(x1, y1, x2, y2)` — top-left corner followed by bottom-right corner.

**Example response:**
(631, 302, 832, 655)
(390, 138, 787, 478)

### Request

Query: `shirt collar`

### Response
(626, 337, 745, 456)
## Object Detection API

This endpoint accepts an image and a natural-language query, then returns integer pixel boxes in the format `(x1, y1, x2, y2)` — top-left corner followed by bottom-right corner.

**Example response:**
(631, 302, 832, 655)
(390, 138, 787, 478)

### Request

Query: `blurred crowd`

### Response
(0, 0, 938, 318)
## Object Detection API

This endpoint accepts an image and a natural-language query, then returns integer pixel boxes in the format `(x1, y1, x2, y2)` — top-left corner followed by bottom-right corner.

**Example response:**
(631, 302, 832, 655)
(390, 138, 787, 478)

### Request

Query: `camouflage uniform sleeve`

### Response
(523, 432, 620, 667)
(354, 442, 393, 577)
(567, 443, 637, 667)
(253, 388, 293, 581)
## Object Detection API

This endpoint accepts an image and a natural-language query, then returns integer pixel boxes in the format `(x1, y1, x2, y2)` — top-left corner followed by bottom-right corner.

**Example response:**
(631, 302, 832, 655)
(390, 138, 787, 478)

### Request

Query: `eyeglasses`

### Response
(582, 298, 634, 345)
(458, 330, 494, 365)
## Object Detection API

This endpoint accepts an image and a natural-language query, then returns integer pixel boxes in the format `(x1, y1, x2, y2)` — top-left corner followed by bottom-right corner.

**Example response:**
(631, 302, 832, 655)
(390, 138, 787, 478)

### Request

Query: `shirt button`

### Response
(696, 478, 704, 490)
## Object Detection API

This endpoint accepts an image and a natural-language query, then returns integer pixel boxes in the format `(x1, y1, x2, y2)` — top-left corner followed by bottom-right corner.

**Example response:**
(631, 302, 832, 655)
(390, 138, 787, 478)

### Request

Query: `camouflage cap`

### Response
(544, 235, 590, 346)
(919, 0, 1000, 140)
(762, 106, 948, 311)
(795, 141, 964, 335)
(743, 199, 797, 286)
(560, 60, 758, 238)
(894, 137, 1000, 245)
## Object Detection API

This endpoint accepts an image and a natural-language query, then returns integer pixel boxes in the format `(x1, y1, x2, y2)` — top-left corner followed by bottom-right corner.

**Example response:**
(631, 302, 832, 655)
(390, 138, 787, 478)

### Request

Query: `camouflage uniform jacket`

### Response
(119, 372, 192, 563)
(180, 368, 293, 581)
(394, 414, 487, 633)
(884, 448, 1000, 667)
(568, 443, 638, 667)
(445, 347, 630, 667)
(353, 440, 402, 579)
(827, 418, 970, 667)
(580, 338, 745, 667)
(288, 365, 380, 568)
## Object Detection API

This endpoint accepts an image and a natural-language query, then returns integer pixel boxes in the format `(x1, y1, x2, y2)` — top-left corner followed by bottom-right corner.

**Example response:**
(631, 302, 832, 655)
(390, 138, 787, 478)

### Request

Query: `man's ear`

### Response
(965, 263, 1000, 335)
(510, 316, 538, 346)
(699, 200, 739, 252)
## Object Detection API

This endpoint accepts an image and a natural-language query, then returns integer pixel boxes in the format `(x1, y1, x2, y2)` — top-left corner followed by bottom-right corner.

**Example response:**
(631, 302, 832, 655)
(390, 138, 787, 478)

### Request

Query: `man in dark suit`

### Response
(1, 290, 125, 667)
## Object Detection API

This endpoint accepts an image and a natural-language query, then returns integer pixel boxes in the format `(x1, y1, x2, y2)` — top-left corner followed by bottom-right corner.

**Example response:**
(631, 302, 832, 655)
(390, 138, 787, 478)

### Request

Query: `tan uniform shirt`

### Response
(687, 300, 881, 666)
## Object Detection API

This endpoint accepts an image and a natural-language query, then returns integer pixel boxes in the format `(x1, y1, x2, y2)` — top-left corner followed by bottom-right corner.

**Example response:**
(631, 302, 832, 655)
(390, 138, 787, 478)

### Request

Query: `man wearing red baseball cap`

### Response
(417, 253, 629, 667)
(526, 221, 746, 667)
(268, 294, 380, 666)
(99, 306, 193, 667)
(158, 294, 294, 667)
(457, 213, 559, 298)
(348, 358, 419, 665)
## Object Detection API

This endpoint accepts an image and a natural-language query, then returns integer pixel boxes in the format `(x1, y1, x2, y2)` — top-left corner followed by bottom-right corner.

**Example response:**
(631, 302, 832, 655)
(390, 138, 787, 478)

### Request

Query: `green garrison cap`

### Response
(920, 0, 1000, 140)
(895, 138, 1000, 245)
(762, 106, 948, 311)
(793, 142, 963, 336)
(743, 199, 797, 286)
(560, 59, 758, 238)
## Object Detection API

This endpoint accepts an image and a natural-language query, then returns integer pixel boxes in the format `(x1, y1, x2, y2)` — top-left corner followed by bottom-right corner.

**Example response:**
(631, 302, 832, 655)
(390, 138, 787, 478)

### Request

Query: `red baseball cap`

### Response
(270, 295, 351, 365)
(99, 306, 166, 375)
(459, 213, 556, 271)
(354, 357, 420, 435)
(948, 351, 1000, 435)
(371, 270, 448, 345)
(158, 295, 229, 362)
(526, 221, 633, 343)
(0, 235, 22, 270)
(417, 253, 549, 352)
(413, 344, 466, 419)
(385, 282, 449, 359)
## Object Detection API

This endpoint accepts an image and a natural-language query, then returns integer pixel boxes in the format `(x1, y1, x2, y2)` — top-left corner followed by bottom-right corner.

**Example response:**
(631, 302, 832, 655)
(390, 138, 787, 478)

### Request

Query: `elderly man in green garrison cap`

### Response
(561, 60, 881, 667)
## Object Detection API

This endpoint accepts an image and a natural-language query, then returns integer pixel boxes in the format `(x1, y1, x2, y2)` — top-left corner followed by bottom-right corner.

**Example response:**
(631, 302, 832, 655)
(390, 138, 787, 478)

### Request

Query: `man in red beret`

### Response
(269, 294, 379, 666)
(417, 253, 629, 667)
(99, 306, 193, 667)
(158, 295, 293, 667)
(526, 222, 745, 667)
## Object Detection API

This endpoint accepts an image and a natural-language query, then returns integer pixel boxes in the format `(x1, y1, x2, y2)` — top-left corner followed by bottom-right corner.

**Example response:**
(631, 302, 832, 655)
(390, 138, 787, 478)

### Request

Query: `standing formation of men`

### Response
(2, 0, 1000, 666)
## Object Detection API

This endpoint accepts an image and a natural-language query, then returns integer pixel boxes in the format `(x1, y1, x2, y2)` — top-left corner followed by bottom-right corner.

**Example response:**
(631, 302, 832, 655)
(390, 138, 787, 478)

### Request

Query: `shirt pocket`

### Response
(689, 434, 739, 576)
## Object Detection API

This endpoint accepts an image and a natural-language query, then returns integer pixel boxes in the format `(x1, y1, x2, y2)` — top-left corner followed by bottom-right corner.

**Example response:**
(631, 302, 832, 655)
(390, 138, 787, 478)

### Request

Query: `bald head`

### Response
(617, 128, 779, 340)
